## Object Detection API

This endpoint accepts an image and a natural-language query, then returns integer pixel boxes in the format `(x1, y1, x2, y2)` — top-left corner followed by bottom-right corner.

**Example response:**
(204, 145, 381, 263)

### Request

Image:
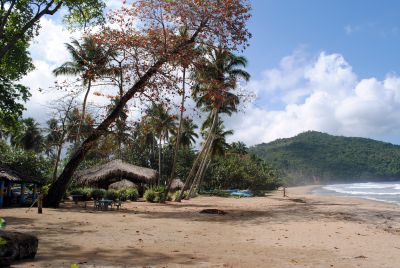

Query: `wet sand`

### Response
(2, 186, 400, 267)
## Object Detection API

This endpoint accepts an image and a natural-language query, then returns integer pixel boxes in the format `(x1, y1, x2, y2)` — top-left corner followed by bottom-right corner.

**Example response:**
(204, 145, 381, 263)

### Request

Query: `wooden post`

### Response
(38, 193, 43, 214)
(0, 180, 4, 208)
(20, 183, 26, 204)
(283, 187, 286, 197)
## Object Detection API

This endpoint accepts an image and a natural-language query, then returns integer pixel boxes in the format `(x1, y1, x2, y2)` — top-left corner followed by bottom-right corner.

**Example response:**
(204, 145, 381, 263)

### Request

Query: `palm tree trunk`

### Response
(187, 129, 214, 199)
(176, 109, 218, 202)
(158, 136, 162, 185)
(162, 67, 186, 202)
(194, 158, 212, 195)
(76, 79, 92, 143)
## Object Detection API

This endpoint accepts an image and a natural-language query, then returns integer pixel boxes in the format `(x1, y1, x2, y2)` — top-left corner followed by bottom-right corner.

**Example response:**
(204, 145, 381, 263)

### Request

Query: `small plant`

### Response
(69, 188, 92, 201)
(91, 188, 106, 200)
(125, 188, 139, 201)
(117, 189, 128, 201)
(144, 188, 157, 203)
(0, 218, 6, 247)
(106, 189, 119, 201)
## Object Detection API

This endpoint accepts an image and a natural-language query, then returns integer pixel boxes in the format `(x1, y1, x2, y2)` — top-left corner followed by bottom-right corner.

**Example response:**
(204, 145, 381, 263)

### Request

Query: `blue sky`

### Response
(22, 0, 400, 146)
(246, 0, 400, 80)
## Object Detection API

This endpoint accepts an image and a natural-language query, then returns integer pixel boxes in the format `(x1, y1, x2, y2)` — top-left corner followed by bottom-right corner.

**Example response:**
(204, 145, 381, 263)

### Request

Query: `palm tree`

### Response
(13, 118, 43, 153)
(177, 48, 250, 201)
(229, 141, 248, 155)
(53, 36, 111, 143)
(145, 104, 177, 184)
(172, 117, 199, 148)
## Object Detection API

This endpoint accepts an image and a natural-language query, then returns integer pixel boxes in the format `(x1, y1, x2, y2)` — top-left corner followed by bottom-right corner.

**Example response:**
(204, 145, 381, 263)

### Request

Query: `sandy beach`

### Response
(2, 187, 400, 268)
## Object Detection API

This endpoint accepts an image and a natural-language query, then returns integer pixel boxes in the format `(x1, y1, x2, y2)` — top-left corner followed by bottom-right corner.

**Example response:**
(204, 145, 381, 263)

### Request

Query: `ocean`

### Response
(314, 182, 400, 205)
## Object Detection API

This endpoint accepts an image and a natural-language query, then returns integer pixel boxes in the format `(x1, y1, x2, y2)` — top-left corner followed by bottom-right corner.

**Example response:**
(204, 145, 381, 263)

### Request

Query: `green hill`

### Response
(249, 131, 400, 185)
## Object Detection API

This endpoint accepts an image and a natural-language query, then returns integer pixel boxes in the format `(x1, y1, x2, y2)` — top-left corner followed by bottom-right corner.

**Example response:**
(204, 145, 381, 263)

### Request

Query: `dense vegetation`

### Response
(250, 131, 400, 185)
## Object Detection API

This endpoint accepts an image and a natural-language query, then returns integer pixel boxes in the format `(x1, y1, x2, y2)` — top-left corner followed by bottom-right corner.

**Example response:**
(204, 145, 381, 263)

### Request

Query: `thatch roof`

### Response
(109, 179, 137, 190)
(75, 160, 157, 188)
(170, 178, 184, 190)
(0, 165, 43, 184)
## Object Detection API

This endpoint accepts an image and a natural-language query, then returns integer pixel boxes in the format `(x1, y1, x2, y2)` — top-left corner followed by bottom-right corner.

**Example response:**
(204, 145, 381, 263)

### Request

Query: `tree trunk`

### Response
(75, 79, 91, 143)
(44, 21, 206, 208)
(51, 142, 63, 182)
(162, 67, 186, 202)
(175, 109, 218, 202)
(194, 158, 211, 195)
(187, 124, 214, 199)
(158, 136, 162, 185)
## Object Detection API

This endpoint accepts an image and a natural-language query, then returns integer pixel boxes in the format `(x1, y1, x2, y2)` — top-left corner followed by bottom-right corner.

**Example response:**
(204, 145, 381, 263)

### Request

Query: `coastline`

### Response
(3, 187, 400, 267)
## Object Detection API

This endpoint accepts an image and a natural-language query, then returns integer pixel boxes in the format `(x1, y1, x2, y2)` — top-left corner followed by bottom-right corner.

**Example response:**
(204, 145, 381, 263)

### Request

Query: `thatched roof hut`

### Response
(170, 178, 184, 190)
(109, 179, 137, 190)
(0, 165, 43, 185)
(75, 160, 157, 188)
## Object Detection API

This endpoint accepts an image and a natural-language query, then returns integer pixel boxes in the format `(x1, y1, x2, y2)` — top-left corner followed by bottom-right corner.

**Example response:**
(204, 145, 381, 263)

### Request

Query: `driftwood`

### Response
(0, 231, 38, 267)
(199, 209, 227, 215)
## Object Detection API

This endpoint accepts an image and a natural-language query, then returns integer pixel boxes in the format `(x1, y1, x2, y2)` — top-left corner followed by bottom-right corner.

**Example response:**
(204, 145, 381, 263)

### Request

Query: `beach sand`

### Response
(2, 186, 400, 267)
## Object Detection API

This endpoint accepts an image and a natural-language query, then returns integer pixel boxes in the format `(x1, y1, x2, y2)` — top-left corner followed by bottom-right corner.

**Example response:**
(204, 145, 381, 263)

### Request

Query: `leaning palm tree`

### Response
(176, 47, 250, 201)
(53, 36, 111, 143)
(188, 121, 234, 196)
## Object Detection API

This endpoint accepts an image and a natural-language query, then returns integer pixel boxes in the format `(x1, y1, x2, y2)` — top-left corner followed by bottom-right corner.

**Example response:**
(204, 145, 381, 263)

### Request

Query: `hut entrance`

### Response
(0, 166, 43, 208)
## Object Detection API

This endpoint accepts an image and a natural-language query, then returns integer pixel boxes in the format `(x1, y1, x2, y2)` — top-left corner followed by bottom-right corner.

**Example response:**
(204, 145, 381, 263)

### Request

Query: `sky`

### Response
(21, 0, 400, 146)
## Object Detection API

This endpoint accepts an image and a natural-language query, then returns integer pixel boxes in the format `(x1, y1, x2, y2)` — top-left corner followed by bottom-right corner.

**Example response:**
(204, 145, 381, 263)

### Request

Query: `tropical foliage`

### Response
(250, 131, 400, 185)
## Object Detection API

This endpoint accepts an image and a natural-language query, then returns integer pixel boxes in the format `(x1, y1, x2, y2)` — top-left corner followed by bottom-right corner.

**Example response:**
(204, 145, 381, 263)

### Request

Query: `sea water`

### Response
(315, 182, 400, 205)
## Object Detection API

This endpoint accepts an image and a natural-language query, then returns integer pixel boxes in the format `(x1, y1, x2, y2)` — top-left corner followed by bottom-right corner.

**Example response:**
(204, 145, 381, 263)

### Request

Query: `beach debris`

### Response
(289, 198, 306, 203)
(354, 255, 367, 259)
(199, 209, 227, 215)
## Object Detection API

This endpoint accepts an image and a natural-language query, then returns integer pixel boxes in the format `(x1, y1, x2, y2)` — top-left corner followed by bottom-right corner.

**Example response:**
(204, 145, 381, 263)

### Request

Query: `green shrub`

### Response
(91, 188, 106, 200)
(70, 188, 91, 201)
(117, 189, 128, 201)
(125, 188, 139, 201)
(106, 189, 119, 201)
(144, 188, 157, 202)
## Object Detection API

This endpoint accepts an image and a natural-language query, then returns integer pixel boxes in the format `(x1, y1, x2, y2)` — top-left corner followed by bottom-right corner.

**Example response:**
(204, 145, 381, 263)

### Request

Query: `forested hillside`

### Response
(249, 131, 400, 185)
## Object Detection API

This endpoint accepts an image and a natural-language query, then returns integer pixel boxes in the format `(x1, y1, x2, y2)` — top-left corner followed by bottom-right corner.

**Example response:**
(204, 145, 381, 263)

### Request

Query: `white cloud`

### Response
(344, 24, 361, 35)
(225, 50, 400, 146)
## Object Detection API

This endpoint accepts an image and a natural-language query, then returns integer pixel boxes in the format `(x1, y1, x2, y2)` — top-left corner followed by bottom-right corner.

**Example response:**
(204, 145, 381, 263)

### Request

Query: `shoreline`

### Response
(3, 187, 400, 267)
(294, 184, 400, 207)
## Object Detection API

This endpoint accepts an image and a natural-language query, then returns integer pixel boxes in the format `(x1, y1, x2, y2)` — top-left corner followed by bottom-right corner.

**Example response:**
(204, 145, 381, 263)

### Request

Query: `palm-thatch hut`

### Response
(170, 178, 184, 191)
(108, 179, 137, 190)
(75, 160, 157, 190)
(0, 165, 43, 207)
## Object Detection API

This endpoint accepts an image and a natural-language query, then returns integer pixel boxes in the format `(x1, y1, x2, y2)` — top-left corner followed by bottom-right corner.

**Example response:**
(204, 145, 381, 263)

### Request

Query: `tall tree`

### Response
(145, 104, 177, 185)
(45, 0, 251, 207)
(177, 48, 250, 201)
(53, 36, 111, 142)
(12, 118, 43, 153)
(0, 0, 105, 123)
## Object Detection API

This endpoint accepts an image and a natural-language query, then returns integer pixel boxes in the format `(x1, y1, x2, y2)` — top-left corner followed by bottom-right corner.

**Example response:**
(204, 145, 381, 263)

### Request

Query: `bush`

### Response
(106, 189, 119, 201)
(91, 188, 106, 200)
(144, 188, 157, 203)
(70, 188, 91, 201)
(116, 188, 138, 201)
(125, 188, 139, 201)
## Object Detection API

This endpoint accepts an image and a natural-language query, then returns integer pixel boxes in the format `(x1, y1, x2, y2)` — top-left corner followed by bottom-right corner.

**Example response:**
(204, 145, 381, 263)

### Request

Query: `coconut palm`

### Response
(53, 36, 111, 142)
(145, 104, 177, 184)
(12, 118, 43, 153)
(177, 48, 250, 201)
(171, 117, 198, 148)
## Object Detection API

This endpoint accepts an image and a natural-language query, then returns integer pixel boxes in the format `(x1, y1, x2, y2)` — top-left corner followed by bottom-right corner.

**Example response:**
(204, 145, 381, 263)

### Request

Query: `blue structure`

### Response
(0, 165, 42, 208)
